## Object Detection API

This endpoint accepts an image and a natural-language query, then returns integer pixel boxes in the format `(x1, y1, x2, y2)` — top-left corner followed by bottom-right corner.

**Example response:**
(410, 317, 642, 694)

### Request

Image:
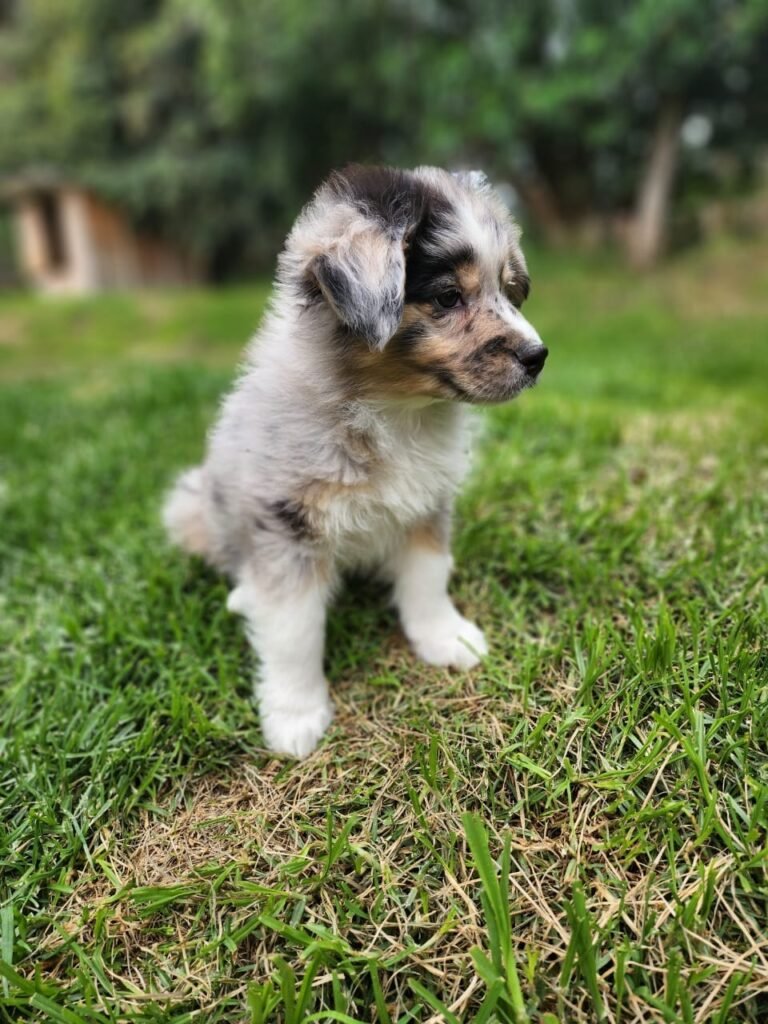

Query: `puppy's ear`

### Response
(310, 223, 405, 351)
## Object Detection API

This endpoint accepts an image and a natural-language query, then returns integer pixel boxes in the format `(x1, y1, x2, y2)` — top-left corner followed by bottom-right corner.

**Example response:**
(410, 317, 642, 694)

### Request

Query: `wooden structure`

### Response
(2, 172, 201, 294)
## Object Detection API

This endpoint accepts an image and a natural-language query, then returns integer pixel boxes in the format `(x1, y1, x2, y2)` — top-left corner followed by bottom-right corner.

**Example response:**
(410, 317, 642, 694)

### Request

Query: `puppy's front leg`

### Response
(227, 564, 333, 757)
(391, 518, 488, 670)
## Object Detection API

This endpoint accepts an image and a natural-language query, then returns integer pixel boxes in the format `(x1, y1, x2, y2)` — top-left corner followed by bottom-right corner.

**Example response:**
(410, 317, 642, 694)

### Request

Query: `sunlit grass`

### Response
(1, 240, 767, 1022)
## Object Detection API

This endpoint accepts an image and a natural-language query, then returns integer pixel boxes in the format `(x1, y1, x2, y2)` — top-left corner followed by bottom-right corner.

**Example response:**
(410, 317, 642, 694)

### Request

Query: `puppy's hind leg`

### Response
(228, 556, 334, 757)
(390, 516, 488, 670)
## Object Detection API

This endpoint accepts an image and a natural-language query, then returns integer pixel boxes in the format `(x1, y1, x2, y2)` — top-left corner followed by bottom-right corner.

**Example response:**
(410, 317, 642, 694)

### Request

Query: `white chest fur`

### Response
(317, 401, 470, 565)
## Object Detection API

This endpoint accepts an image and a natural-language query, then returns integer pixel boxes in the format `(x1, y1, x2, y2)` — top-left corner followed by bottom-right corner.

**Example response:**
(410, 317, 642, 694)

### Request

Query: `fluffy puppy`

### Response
(163, 165, 547, 756)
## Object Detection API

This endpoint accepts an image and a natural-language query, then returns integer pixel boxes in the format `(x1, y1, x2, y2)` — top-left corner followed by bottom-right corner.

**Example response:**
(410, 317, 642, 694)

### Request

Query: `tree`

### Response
(1, 0, 766, 273)
(0, 0, 424, 273)
(399, 0, 768, 263)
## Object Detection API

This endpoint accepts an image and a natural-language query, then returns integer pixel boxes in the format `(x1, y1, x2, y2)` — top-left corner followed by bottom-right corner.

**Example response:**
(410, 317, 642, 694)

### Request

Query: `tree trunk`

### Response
(626, 99, 683, 269)
(510, 173, 569, 247)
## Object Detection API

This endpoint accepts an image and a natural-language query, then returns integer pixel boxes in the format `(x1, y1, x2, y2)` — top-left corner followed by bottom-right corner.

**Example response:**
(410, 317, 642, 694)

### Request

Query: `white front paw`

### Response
(407, 613, 488, 669)
(260, 699, 334, 757)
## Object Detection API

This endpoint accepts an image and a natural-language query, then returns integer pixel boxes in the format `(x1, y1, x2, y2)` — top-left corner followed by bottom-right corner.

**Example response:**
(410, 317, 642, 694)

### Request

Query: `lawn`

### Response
(1, 239, 767, 1023)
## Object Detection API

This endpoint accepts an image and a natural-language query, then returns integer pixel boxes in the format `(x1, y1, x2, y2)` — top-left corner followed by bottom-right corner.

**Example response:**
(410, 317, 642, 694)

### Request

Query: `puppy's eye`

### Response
(434, 289, 462, 309)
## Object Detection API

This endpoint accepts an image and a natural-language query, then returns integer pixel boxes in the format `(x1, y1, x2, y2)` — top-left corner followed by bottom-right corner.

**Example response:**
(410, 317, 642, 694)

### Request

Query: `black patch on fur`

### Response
(317, 165, 493, 346)
(404, 243, 475, 305)
(403, 187, 475, 306)
(299, 274, 323, 305)
(462, 336, 514, 371)
(313, 254, 353, 316)
(332, 320, 362, 351)
(431, 365, 473, 401)
(483, 336, 512, 357)
(270, 499, 313, 541)
(211, 484, 227, 510)
(328, 165, 428, 233)
(330, 163, 471, 308)
(395, 319, 429, 347)
(332, 320, 354, 344)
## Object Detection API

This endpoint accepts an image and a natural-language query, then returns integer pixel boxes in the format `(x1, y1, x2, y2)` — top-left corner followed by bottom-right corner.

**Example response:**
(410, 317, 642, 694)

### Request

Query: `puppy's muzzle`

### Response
(517, 342, 549, 378)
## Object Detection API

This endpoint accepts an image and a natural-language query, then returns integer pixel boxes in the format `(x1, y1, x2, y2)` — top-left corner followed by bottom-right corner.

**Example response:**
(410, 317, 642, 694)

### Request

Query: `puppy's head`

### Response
(289, 164, 547, 403)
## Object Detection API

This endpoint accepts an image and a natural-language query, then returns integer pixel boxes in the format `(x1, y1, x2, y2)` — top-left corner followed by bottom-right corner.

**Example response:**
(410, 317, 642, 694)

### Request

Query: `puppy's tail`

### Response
(162, 467, 211, 558)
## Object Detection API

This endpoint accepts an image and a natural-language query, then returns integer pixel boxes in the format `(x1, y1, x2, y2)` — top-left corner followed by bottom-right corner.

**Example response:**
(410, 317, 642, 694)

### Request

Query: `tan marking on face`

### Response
(455, 261, 482, 298)
(344, 295, 522, 403)
(398, 303, 427, 335)
(342, 304, 449, 399)
(345, 350, 442, 399)
(403, 304, 514, 371)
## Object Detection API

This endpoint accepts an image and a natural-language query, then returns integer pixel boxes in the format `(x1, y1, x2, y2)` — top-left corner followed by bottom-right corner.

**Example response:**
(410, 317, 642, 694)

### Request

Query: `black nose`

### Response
(518, 344, 548, 377)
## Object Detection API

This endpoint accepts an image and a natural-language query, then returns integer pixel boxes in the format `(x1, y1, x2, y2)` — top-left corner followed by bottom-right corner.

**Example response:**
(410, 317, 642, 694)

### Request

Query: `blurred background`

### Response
(2, 9, 768, 1019)
(0, 0, 767, 291)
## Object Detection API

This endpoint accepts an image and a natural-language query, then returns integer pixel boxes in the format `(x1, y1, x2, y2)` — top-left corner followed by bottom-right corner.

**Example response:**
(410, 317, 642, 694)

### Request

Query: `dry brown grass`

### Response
(35, 671, 768, 1023)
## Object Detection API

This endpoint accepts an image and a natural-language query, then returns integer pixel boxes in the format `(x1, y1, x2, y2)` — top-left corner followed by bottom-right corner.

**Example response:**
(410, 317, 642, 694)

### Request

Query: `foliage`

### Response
(403, 0, 768, 233)
(1, 240, 768, 1019)
(0, 1, 767, 270)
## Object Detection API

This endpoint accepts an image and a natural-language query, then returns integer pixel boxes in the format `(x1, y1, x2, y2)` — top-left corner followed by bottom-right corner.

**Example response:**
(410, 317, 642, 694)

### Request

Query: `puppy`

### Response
(163, 165, 547, 757)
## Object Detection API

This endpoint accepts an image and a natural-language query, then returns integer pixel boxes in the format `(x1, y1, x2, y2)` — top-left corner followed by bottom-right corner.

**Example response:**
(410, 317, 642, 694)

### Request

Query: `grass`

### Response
(1, 237, 767, 1023)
